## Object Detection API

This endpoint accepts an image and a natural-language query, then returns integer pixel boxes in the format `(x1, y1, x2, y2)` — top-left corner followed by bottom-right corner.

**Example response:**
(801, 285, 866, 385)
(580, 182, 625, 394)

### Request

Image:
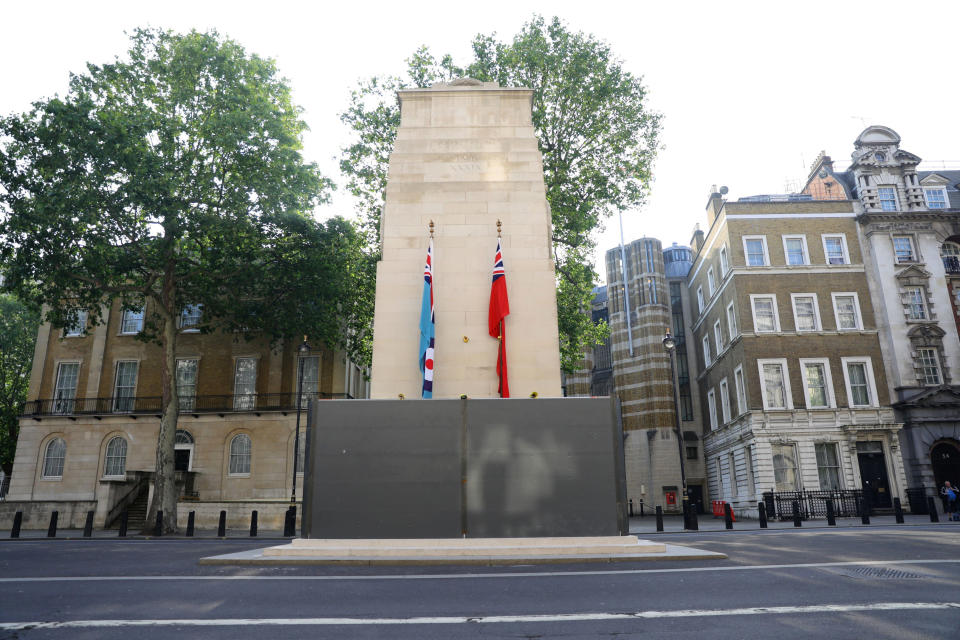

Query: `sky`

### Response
(3, 1, 958, 282)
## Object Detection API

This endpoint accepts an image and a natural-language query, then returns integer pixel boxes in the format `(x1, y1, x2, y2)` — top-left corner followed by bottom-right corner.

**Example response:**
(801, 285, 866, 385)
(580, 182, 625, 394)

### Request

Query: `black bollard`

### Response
(758, 502, 768, 528)
(858, 498, 870, 525)
(47, 510, 59, 537)
(640, 501, 644, 517)
(724, 503, 734, 530)
(927, 496, 940, 523)
(118, 510, 128, 537)
(249, 510, 258, 537)
(826, 498, 836, 526)
(83, 510, 94, 538)
(153, 510, 163, 537)
(894, 497, 904, 524)
(217, 510, 226, 537)
(792, 500, 802, 527)
(688, 503, 699, 531)
(629, 498, 634, 517)
(186, 511, 195, 537)
(283, 506, 295, 537)
(11, 511, 23, 538)
(655, 505, 664, 532)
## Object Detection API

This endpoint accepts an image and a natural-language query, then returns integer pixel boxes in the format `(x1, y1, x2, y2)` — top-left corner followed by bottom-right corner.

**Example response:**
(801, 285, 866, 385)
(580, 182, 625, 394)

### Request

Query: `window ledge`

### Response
(228, 473, 251, 478)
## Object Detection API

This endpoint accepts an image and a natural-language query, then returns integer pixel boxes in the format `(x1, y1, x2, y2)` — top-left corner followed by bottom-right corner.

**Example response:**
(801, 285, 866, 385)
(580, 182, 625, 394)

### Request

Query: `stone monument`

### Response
(370, 79, 563, 399)
(297, 80, 629, 542)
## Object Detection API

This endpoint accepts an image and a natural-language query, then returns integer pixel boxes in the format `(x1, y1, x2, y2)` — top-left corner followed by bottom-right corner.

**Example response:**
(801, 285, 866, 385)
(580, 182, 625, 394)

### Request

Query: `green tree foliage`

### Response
(0, 294, 39, 477)
(0, 29, 369, 531)
(339, 16, 661, 371)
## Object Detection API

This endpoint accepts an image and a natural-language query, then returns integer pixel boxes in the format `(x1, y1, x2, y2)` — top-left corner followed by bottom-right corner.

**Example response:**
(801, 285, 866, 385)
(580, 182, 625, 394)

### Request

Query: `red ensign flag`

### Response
(488, 237, 510, 397)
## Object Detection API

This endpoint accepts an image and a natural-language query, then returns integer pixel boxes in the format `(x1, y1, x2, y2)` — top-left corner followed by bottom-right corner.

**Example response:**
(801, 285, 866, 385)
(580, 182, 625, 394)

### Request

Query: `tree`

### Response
(0, 29, 370, 532)
(339, 16, 661, 371)
(0, 294, 39, 478)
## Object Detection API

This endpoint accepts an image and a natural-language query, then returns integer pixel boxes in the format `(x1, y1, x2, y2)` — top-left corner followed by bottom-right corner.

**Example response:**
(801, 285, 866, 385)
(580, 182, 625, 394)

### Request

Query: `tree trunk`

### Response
(145, 280, 180, 534)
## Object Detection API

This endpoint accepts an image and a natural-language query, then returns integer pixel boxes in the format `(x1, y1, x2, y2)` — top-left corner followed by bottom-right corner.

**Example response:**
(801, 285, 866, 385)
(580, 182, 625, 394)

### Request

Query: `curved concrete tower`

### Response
(370, 80, 562, 399)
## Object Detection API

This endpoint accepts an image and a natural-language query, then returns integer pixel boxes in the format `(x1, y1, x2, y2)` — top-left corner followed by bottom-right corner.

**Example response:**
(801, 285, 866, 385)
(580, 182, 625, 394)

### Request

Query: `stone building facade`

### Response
(569, 238, 706, 514)
(688, 190, 906, 517)
(802, 126, 960, 495)
(605, 238, 683, 512)
(3, 298, 366, 530)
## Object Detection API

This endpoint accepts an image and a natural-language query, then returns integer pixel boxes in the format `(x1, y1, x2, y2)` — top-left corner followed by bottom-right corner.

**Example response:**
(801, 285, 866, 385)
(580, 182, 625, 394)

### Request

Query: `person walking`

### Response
(941, 481, 959, 521)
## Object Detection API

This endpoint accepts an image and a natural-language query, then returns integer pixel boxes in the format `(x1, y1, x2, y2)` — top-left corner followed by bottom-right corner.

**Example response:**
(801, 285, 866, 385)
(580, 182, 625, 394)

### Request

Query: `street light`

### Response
(286, 336, 312, 536)
(662, 328, 693, 530)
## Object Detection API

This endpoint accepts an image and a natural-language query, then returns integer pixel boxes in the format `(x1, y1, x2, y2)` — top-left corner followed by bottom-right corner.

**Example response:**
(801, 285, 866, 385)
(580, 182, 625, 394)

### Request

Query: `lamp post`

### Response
(287, 337, 312, 535)
(662, 328, 691, 529)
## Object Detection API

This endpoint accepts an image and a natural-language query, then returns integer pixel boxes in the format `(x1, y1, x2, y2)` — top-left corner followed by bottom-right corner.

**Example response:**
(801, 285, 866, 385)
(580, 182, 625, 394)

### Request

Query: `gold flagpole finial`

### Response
(496, 219, 502, 237)
(429, 220, 435, 237)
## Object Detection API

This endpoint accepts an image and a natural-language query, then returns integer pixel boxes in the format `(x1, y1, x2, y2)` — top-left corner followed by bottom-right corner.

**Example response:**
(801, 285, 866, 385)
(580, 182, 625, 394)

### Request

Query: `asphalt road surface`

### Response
(2, 525, 960, 639)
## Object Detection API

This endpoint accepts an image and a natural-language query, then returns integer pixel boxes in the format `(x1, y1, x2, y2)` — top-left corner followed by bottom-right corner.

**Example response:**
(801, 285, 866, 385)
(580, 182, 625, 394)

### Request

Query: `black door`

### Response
(687, 484, 705, 514)
(931, 442, 960, 489)
(174, 448, 190, 472)
(857, 442, 891, 509)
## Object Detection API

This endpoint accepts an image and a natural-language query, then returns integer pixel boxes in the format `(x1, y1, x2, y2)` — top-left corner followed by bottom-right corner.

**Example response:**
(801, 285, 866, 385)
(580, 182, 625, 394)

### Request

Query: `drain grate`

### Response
(841, 567, 927, 580)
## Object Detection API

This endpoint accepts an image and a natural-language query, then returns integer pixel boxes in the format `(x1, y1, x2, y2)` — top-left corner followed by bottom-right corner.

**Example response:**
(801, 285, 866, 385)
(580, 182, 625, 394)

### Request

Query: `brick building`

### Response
(687, 188, 906, 517)
(568, 238, 707, 514)
(2, 300, 366, 530)
(802, 126, 960, 497)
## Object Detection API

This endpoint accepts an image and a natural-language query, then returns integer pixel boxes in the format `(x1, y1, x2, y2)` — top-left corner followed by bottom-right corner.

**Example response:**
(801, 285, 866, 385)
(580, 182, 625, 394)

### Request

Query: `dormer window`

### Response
(878, 186, 898, 211)
(924, 188, 947, 209)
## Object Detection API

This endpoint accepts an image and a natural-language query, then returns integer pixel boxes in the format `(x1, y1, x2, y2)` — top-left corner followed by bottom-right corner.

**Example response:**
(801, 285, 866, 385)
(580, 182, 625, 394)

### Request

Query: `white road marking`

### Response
(1, 602, 957, 629)
(3, 558, 960, 583)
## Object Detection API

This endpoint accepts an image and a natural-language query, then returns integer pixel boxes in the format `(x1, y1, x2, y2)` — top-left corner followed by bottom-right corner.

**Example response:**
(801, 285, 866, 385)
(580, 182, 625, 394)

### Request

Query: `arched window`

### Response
(104, 437, 127, 477)
(42, 438, 66, 478)
(229, 434, 251, 475)
(175, 429, 194, 472)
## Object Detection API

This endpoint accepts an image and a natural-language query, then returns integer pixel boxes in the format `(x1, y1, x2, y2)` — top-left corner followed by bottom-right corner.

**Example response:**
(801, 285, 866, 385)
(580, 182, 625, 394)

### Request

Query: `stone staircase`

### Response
(107, 487, 148, 531)
(126, 490, 148, 531)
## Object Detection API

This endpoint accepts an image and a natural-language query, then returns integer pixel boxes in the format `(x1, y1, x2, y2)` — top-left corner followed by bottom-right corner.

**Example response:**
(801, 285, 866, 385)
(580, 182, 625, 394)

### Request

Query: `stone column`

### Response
(369, 80, 562, 399)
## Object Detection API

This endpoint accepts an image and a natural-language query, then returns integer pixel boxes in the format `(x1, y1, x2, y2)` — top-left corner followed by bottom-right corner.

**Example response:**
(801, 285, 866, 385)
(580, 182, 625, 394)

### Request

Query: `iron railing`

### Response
(22, 392, 353, 417)
(763, 489, 865, 520)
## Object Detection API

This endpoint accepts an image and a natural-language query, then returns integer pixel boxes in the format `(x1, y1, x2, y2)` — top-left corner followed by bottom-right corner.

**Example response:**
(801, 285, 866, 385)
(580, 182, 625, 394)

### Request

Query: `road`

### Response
(2, 525, 959, 638)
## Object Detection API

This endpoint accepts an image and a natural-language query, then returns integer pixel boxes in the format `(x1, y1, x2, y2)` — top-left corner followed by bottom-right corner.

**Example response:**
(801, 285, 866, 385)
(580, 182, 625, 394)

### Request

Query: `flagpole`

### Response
(497, 220, 503, 398)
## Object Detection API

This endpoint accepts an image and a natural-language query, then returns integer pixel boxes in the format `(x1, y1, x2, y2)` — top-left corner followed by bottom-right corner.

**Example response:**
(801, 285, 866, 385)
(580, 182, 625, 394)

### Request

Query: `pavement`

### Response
(6, 513, 956, 539)
(2, 524, 960, 638)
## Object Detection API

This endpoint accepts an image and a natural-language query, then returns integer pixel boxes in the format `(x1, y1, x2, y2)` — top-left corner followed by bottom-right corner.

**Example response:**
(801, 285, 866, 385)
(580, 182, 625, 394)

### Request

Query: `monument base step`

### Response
(199, 536, 726, 566)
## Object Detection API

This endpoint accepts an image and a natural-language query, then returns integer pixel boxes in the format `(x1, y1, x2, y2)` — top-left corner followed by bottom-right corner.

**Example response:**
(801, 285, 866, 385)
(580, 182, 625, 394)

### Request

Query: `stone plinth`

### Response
(197, 536, 732, 566)
(370, 80, 562, 399)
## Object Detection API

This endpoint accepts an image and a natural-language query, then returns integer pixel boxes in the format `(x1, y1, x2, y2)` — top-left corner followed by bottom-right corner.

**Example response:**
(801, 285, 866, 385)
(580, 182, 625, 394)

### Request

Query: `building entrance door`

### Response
(857, 441, 891, 508)
(174, 448, 191, 472)
(931, 441, 960, 489)
(687, 484, 705, 514)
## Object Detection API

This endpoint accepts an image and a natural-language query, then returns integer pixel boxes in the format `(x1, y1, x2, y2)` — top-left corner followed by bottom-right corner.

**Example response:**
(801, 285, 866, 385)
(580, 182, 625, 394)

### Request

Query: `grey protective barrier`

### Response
(302, 397, 627, 539)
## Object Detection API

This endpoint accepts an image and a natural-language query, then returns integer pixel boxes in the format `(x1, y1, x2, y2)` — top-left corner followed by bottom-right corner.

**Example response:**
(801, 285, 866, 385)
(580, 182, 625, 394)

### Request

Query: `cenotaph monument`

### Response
(200, 80, 726, 563)
(298, 80, 628, 541)
(369, 78, 563, 399)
